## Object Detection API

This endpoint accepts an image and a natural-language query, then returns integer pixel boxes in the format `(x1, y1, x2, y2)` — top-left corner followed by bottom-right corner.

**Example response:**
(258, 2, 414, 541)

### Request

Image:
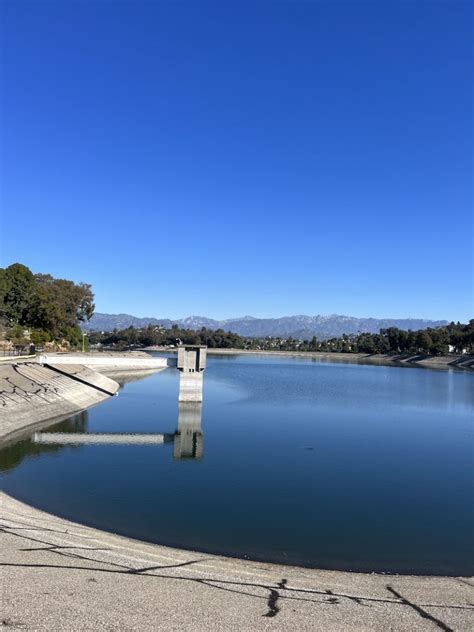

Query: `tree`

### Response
(358, 333, 377, 353)
(35, 275, 94, 329)
(0, 263, 36, 325)
(416, 331, 432, 353)
(0, 263, 95, 346)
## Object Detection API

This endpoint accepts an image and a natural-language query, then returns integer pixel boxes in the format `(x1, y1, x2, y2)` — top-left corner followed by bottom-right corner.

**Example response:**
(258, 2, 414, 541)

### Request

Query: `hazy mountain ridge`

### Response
(82, 312, 448, 340)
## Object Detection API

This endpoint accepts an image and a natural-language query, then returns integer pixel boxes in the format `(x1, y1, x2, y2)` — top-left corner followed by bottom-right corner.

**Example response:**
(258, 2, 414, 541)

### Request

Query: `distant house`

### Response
(448, 345, 469, 354)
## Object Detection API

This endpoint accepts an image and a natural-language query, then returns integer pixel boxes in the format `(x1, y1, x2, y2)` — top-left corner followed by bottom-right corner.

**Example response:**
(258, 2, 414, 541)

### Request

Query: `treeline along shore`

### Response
(88, 324, 474, 371)
(1, 262, 472, 368)
(187, 348, 474, 371)
(88, 320, 474, 359)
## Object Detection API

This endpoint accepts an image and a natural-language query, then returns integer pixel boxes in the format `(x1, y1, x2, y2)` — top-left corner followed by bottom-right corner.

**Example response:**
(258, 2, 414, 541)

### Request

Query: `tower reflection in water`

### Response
(173, 402, 203, 460)
(30, 403, 204, 462)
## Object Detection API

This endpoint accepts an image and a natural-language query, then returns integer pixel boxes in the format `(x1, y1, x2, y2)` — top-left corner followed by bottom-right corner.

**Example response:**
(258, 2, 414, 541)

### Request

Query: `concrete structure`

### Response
(1, 491, 473, 631)
(33, 432, 171, 445)
(37, 351, 169, 372)
(0, 363, 119, 441)
(177, 345, 207, 402)
(32, 402, 203, 459)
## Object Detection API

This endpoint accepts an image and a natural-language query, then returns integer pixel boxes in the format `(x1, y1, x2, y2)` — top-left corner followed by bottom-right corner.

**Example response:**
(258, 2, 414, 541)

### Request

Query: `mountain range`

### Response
(82, 313, 448, 340)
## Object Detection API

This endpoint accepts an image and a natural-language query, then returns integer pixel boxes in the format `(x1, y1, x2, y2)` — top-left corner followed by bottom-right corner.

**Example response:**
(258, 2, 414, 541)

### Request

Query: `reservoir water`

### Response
(1, 354, 473, 575)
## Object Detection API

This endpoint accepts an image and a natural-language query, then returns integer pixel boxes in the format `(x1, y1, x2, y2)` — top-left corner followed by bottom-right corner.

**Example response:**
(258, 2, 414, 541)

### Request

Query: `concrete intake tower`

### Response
(177, 345, 206, 402)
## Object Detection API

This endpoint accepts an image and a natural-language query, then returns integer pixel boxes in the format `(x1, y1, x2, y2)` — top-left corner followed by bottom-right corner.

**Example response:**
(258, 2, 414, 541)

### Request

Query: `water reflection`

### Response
(205, 357, 474, 413)
(0, 411, 89, 473)
(173, 402, 203, 460)
(0, 402, 204, 472)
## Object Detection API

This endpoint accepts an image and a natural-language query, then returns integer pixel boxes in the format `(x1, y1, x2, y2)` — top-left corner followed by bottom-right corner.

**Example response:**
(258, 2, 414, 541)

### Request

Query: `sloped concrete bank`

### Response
(207, 349, 474, 370)
(0, 352, 169, 442)
(37, 350, 170, 373)
(0, 363, 120, 443)
(1, 492, 473, 631)
(146, 347, 474, 371)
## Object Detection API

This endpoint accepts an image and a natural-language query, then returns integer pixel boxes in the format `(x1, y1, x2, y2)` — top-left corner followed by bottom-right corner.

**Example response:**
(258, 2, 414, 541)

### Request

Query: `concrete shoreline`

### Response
(144, 346, 474, 371)
(0, 353, 168, 442)
(37, 350, 170, 372)
(1, 355, 473, 629)
(0, 363, 121, 443)
(1, 491, 473, 631)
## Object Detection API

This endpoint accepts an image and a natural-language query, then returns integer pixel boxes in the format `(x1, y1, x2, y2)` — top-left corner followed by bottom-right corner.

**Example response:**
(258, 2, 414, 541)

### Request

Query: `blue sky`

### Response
(1, 1, 472, 321)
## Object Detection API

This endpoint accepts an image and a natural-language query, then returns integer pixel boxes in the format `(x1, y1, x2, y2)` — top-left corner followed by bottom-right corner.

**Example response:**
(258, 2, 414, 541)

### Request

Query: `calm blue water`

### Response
(1, 355, 473, 575)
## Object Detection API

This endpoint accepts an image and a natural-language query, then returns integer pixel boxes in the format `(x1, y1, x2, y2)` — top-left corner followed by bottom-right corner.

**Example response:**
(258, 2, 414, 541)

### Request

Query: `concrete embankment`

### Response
(0, 363, 120, 442)
(0, 352, 170, 443)
(36, 350, 169, 373)
(144, 347, 474, 371)
(205, 349, 474, 370)
(1, 492, 473, 631)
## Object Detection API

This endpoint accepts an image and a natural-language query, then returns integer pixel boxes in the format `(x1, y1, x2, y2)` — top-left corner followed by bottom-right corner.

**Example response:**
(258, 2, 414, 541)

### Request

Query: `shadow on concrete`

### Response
(1, 521, 470, 627)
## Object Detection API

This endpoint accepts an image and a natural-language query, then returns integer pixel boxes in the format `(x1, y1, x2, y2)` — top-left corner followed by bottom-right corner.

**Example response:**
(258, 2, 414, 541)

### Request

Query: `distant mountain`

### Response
(82, 312, 448, 340)
(81, 313, 173, 332)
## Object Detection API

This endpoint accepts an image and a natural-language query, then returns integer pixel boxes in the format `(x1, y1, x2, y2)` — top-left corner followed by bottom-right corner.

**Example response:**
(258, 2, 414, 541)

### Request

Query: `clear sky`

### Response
(1, 1, 472, 322)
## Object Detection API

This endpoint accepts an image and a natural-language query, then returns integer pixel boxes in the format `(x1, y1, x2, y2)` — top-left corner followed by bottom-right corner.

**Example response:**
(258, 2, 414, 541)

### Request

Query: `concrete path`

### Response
(1, 493, 472, 631)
